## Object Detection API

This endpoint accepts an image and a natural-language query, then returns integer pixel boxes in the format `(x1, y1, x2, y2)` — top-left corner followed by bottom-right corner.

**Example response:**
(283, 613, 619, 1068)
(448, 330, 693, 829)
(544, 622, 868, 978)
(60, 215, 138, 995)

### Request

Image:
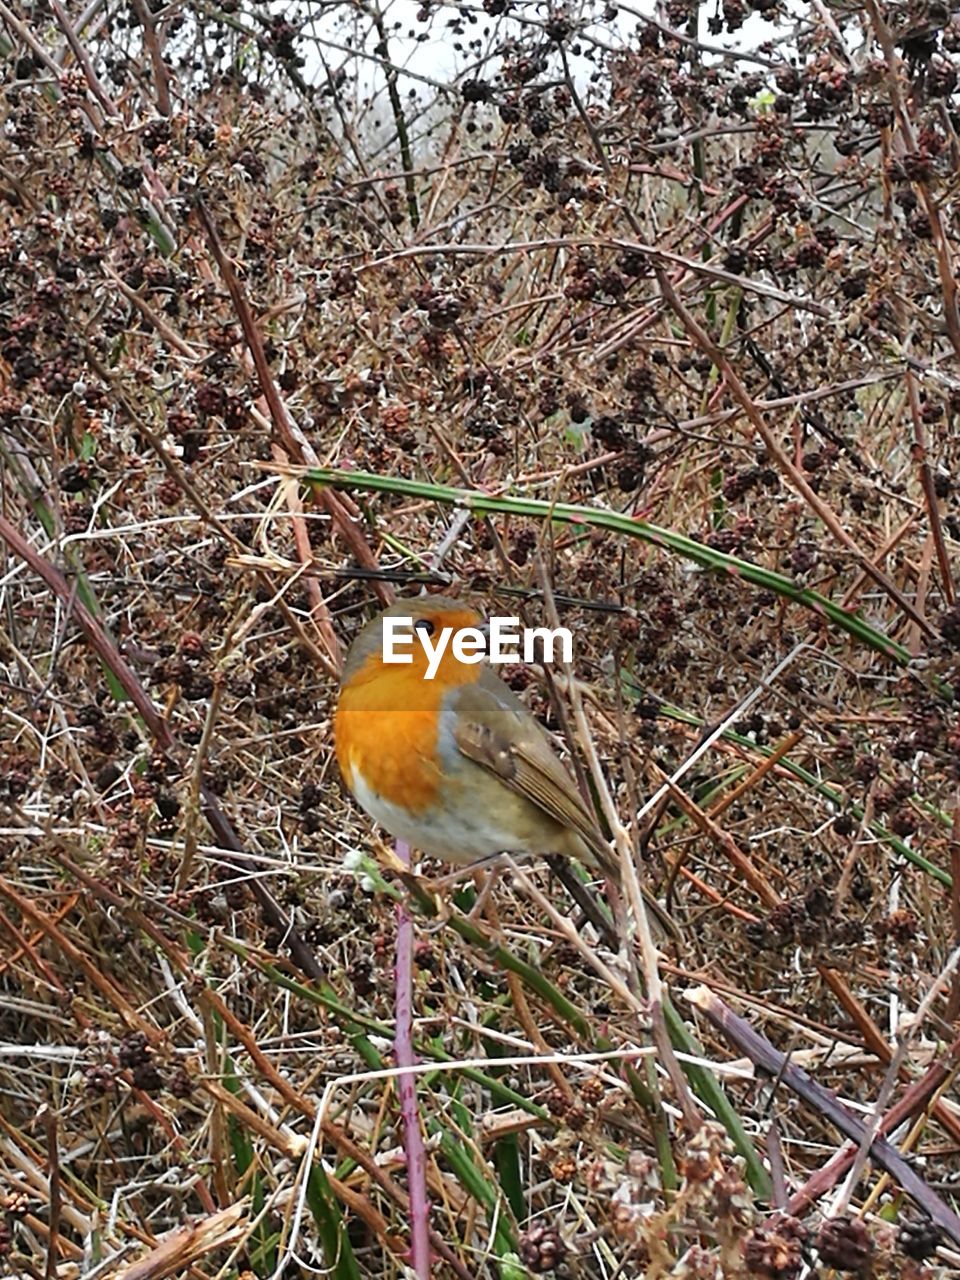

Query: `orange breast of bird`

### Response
(335, 658, 454, 815)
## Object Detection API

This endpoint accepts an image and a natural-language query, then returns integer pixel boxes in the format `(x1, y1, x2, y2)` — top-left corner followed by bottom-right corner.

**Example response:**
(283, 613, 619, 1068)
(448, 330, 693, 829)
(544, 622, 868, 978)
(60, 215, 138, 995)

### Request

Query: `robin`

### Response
(334, 596, 676, 938)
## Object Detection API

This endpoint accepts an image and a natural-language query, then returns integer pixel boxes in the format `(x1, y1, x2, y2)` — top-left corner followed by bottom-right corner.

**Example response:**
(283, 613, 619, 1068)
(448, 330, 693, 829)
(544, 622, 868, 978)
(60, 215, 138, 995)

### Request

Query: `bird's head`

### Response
(341, 596, 487, 697)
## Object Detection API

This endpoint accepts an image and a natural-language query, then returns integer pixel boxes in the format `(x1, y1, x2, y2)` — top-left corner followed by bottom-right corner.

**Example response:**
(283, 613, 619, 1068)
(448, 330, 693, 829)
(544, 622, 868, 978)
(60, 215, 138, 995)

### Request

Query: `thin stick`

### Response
(42, 1105, 61, 1280)
(394, 840, 431, 1279)
(534, 565, 702, 1135)
(690, 986, 960, 1247)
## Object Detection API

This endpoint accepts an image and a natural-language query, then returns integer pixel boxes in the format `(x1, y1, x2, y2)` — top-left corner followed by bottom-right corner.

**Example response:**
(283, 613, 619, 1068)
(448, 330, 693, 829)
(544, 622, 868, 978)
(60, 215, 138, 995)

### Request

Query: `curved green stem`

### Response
(301, 467, 912, 665)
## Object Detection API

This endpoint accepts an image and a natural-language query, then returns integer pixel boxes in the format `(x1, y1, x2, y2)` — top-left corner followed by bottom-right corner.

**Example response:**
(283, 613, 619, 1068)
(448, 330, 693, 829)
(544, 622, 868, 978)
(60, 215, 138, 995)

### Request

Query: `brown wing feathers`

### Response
(451, 681, 681, 939)
(451, 683, 619, 877)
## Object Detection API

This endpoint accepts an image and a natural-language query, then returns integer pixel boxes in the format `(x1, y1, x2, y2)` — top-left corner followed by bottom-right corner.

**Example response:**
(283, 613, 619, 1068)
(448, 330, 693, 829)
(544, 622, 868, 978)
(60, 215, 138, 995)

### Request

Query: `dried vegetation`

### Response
(2, 0, 960, 1275)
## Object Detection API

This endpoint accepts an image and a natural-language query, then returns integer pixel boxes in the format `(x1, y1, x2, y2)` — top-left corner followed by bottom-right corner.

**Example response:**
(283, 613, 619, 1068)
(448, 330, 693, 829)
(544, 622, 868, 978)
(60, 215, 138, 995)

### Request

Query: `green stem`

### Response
(301, 467, 913, 666)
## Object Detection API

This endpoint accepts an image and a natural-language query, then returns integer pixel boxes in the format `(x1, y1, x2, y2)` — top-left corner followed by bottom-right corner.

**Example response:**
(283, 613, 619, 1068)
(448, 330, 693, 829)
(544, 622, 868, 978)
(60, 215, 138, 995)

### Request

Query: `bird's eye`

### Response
(414, 618, 435, 637)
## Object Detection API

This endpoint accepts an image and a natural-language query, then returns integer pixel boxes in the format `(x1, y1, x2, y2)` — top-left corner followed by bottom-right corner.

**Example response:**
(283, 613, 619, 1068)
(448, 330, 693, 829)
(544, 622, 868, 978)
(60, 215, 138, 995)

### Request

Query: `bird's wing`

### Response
(452, 674, 682, 939)
(449, 676, 617, 876)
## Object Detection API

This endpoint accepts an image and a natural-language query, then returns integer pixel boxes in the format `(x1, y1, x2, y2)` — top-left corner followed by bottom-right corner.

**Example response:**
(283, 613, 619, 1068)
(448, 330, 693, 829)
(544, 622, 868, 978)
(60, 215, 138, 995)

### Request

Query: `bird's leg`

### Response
(423, 852, 505, 892)
(424, 855, 506, 936)
(464, 863, 501, 923)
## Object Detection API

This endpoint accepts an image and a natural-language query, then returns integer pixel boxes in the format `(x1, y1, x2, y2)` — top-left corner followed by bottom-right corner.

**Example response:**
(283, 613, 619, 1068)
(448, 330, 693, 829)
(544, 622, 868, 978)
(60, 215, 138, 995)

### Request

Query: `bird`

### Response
(334, 595, 677, 939)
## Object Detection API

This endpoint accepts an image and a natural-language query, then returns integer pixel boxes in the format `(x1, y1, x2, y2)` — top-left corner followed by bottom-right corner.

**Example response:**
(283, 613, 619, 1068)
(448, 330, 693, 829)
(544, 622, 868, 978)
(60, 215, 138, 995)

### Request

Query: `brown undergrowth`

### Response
(1, 0, 960, 1275)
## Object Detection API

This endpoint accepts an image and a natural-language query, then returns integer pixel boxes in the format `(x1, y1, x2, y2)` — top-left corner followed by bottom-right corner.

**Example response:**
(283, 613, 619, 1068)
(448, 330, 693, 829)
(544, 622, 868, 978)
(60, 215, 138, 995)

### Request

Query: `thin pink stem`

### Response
(394, 840, 431, 1278)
